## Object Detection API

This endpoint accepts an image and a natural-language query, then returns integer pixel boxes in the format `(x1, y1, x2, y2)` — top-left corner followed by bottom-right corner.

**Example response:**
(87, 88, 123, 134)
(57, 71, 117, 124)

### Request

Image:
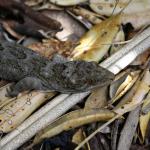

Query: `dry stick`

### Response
(1, 27, 150, 150)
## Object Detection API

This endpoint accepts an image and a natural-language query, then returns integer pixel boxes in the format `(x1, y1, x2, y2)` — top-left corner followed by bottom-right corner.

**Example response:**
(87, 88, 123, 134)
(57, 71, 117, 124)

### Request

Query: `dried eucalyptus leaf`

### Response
(113, 51, 150, 107)
(114, 78, 140, 110)
(109, 71, 129, 99)
(24, 0, 43, 6)
(34, 2, 62, 11)
(110, 28, 125, 55)
(49, 0, 88, 6)
(90, 0, 150, 29)
(85, 86, 108, 109)
(0, 92, 55, 133)
(71, 7, 103, 25)
(122, 10, 150, 30)
(114, 70, 150, 115)
(72, 129, 85, 145)
(90, 0, 150, 16)
(33, 108, 115, 144)
(71, 15, 121, 62)
(139, 92, 150, 142)
(72, 128, 89, 150)
(110, 71, 140, 104)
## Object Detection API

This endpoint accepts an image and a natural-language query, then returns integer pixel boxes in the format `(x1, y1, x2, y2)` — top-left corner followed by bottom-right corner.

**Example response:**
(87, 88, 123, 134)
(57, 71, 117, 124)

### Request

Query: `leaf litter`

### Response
(0, 0, 149, 150)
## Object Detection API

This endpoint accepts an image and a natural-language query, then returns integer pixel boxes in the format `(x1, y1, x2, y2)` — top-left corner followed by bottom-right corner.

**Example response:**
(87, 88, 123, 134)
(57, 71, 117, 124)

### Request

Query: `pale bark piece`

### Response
(49, 0, 88, 6)
(90, 0, 150, 16)
(117, 106, 141, 150)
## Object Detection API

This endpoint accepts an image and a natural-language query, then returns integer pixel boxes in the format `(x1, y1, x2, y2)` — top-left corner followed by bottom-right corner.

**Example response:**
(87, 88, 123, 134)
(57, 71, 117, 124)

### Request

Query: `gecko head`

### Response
(62, 60, 115, 92)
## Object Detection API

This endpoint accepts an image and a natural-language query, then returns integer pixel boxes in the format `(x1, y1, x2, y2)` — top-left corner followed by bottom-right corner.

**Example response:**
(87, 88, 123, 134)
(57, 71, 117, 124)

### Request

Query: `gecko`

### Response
(0, 41, 115, 97)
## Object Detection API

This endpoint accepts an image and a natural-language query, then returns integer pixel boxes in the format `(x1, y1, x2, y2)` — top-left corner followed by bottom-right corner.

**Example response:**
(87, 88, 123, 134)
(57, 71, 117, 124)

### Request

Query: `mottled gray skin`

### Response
(0, 41, 115, 97)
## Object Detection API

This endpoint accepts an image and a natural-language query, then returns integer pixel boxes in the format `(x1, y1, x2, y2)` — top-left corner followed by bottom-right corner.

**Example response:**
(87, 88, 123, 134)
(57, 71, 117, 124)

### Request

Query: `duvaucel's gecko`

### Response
(0, 41, 114, 97)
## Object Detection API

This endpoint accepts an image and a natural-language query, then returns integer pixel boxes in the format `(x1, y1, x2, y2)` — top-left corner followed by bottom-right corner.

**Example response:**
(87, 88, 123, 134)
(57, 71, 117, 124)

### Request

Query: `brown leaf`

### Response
(28, 39, 77, 58)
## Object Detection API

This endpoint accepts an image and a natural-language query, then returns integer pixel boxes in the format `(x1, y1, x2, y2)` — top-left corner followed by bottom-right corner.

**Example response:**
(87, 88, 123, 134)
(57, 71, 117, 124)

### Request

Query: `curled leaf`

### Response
(114, 69, 150, 114)
(109, 70, 129, 99)
(110, 71, 140, 104)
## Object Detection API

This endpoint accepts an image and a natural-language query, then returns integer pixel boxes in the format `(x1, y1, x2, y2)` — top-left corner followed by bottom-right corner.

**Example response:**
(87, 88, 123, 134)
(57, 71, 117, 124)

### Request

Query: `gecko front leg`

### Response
(6, 77, 49, 97)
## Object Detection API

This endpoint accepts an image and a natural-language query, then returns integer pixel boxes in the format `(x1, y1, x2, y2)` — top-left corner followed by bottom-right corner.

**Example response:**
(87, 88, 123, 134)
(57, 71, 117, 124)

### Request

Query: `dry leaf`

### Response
(24, 0, 43, 6)
(110, 71, 140, 104)
(28, 39, 76, 58)
(109, 70, 129, 99)
(33, 108, 115, 144)
(122, 10, 150, 29)
(139, 92, 150, 142)
(71, 7, 103, 24)
(84, 86, 108, 109)
(0, 92, 55, 133)
(71, 15, 121, 62)
(110, 28, 125, 54)
(90, 0, 150, 16)
(49, 0, 88, 6)
(114, 69, 150, 114)
(72, 129, 88, 150)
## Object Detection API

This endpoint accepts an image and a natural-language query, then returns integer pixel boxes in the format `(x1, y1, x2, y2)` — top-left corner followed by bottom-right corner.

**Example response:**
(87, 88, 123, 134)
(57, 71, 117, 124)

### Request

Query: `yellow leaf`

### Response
(33, 108, 115, 144)
(71, 15, 120, 62)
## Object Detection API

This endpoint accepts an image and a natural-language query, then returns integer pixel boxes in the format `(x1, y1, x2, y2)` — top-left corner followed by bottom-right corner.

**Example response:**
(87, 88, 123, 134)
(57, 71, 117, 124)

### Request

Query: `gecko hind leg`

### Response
(6, 77, 49, 97)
